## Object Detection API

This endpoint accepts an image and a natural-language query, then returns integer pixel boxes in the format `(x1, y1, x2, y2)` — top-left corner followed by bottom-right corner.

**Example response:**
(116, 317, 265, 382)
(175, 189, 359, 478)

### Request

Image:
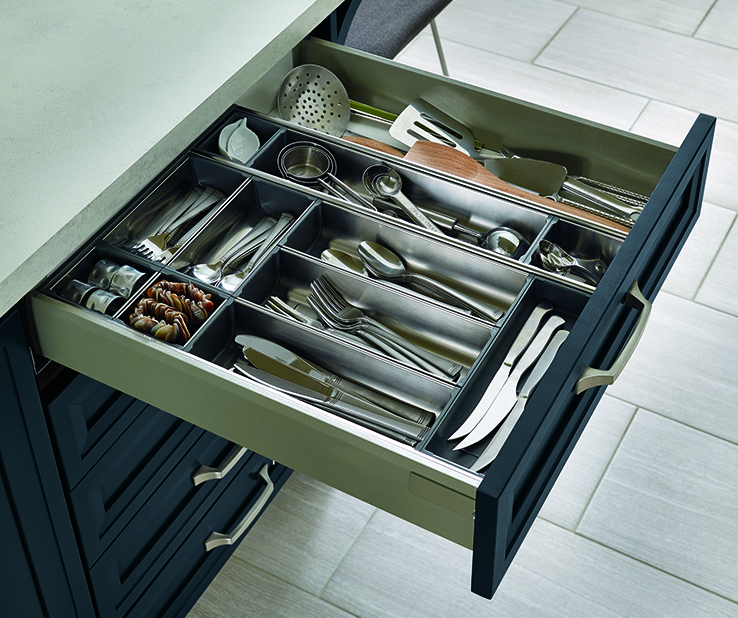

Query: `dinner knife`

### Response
(232, 360, 427, 445)
(242, 346, 429, 432)
(448, 301, 554, 441)
(454, 314, 565, 450)
(470, 329, 569, 472)
(235, 335, 433, 425)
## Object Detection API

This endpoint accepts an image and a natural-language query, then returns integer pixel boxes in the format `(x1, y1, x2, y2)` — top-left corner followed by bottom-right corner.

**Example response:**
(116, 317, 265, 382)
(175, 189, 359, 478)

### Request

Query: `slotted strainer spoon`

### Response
(278, 65, 351, 137)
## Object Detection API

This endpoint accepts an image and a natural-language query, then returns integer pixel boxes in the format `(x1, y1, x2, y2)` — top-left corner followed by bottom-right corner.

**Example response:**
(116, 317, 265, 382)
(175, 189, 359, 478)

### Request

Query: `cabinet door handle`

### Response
(204, 463, 274, 551)
(576, 279, 651, 394)
(193, 445, 249, 486)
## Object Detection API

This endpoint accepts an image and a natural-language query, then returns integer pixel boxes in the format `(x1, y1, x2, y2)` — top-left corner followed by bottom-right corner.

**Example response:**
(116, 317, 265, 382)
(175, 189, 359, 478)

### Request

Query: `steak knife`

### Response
(448, 301, 553, 441)
(454, 314, 565, 450)
(470, 329, 569, 472)
(235, 335, 433, 425)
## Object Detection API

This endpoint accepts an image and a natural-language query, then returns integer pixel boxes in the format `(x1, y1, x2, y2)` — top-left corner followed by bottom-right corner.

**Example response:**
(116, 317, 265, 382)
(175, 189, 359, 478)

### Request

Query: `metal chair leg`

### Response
(430, 19, 449, 76)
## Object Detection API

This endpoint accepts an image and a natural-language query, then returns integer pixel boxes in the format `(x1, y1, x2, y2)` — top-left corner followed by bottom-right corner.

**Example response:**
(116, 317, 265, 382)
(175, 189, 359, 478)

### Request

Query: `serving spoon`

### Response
(357, 241, 503, 322)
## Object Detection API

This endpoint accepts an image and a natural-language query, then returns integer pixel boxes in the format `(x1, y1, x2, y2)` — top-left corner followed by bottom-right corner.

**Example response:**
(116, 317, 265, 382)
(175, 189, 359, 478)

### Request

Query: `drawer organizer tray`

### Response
(27, 38, 715, 599)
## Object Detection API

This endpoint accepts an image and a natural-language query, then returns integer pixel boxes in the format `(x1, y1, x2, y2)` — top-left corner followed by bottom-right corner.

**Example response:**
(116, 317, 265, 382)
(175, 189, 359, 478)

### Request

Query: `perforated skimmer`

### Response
(277, 64, 351, 136)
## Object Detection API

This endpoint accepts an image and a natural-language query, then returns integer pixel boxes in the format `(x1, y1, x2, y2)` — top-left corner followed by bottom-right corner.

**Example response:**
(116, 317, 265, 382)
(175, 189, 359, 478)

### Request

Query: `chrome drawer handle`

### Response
(193, 446, 249, 486)
(204, 463, 273, 552)
(576, 279, 651, 394)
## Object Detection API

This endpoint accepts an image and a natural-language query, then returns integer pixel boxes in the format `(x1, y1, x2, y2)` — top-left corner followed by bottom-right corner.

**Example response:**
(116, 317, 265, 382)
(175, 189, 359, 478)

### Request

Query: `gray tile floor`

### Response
(188, 2, 738, 616)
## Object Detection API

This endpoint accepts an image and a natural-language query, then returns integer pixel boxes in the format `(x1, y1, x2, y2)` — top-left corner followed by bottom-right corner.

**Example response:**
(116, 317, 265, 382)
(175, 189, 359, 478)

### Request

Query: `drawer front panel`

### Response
(46, 374, 149, 490)
(471, 114, 715, 598)
(88, 455, 288, 618)
(68, 407, 203, 566)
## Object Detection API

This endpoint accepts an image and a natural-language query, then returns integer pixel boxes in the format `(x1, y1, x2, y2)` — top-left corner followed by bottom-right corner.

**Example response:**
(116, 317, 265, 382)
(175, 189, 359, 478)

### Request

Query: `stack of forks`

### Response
(267, 275, 462, 381)
(130, 186, 225, 261)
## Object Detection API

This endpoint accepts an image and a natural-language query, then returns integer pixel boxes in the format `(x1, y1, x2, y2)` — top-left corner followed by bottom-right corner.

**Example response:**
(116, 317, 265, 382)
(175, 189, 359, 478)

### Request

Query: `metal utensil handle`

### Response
(242, 212, 295, 272)
(562, 178, 639, 220)
(406, 273, 502, 322)
(193, 446, 249, 486)
(556, 195, 634, 228)
(222, 233, 272, 271)
(391, 191, 443, 233)
(205, 463, 273, 551)
(576, 280, 650, 394)
(219, 218, 276, 264)
(362, 321, 458, 379)
(360, 329, 457, 380)
(167, 188, 223, 232)
(154, 188, 204, 234)
(573, 176, 650, 205)
(326, 173, 378, 210)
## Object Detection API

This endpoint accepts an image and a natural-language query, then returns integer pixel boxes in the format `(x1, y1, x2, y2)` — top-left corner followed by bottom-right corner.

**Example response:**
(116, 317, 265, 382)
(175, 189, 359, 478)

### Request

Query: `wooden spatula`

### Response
(405, 141, 631, 234)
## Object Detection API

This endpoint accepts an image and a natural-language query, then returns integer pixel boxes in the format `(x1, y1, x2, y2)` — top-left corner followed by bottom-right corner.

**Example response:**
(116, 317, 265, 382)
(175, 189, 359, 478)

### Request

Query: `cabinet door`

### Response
(0, 309, 94, 618)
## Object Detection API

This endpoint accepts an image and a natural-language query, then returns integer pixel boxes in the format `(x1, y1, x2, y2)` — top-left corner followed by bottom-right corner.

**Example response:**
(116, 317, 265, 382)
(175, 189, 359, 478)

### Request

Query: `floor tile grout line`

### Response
(316, 508, 380, 600)
(691, 0, 719, 37)
(690, 211, 737, 301)
(569, 403, 639, 532)
(540, 518, 738, 607)
(597, 394, 738, 450)
(530, 6, 578, 66)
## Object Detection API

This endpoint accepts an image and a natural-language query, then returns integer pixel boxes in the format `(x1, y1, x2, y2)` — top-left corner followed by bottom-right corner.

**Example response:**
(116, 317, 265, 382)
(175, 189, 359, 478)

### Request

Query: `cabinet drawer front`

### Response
(68, 407, 202, 566)
(88, 455, 287, 618)
(46, 374, 149, 490)
(27, 39, 714, 599)
(471, 114, 715, 598)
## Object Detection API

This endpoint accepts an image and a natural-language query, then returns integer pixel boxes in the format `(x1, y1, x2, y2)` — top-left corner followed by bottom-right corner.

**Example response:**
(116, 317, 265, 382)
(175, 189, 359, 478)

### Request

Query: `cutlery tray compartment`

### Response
(235, 247, 496, 376)
(44, 243, 160, 316)
(425, 277, 591, 469)
(279, 200, 529, 312)
(166, 176, 316, 288)
(188, 298, 456, 417)
(220, 121, 552, 261)
(102, 154, 251, 261)
(193, 109, 284, 164)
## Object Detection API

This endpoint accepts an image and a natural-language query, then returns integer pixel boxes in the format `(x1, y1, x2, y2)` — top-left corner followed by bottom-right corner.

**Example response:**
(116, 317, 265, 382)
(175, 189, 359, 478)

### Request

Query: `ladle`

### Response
(191, 217, 275, 284)
(357, 241, 503, 322)
(362, 165, 442, 233)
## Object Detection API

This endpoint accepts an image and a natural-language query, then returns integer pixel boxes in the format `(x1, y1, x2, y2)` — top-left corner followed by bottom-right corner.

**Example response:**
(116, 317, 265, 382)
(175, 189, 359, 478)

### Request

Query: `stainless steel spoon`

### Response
(320, 249, 368, 275)
(357, 241, 503, 322)
(191, 217, 276, 284)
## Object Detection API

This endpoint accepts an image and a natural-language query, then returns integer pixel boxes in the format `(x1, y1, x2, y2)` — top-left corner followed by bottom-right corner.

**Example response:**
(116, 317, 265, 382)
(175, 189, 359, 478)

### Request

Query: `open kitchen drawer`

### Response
(26, 38, 714, 599)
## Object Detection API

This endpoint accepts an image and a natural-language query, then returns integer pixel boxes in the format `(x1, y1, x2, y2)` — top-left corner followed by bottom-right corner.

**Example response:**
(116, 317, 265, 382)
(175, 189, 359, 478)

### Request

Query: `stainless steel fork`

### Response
(309, 276, 461, 380)
(131, 186, 224, 260)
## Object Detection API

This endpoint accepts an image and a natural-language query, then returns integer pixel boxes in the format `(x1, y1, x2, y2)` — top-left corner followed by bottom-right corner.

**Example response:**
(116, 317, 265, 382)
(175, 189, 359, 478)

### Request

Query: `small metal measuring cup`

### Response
(278, 142, 376, 210)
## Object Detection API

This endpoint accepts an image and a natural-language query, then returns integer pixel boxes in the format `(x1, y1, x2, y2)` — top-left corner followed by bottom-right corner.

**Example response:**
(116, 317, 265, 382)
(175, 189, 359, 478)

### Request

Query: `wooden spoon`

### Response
(404, 141, 631, 234)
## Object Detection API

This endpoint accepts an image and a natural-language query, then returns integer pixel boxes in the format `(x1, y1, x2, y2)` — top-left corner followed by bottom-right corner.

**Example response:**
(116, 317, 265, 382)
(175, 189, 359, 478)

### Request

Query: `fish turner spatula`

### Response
(389, 99, 481, 156)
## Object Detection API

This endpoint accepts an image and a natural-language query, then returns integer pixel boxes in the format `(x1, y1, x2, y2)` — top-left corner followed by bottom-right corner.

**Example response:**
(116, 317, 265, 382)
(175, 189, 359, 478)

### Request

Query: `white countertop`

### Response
(0, 0, 342, 318)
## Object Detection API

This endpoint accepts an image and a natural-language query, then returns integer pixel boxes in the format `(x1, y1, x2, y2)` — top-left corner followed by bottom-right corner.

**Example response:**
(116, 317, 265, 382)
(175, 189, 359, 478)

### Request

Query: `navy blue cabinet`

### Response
(0, 308, 290, 618)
